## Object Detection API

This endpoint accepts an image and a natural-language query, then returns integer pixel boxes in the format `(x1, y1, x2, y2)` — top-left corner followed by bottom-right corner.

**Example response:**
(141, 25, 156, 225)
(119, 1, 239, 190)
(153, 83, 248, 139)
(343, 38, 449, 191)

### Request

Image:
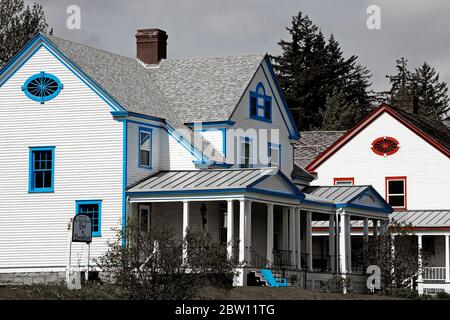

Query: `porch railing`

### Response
(273, 249, 293, 268)
(422, 267, 447, 281)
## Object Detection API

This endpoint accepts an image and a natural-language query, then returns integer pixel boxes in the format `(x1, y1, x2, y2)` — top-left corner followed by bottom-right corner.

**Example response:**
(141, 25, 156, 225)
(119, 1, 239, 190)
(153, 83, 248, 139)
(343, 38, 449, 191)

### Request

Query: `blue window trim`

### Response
(268, 142, 282, 167)
(249, 82, 272, 123)
(28, 146, 55, 193)
(75, 200, 102, 237)
(138, 127, 153, 169)
(22, 71, 63, 104)
(240, 136, 253, 168)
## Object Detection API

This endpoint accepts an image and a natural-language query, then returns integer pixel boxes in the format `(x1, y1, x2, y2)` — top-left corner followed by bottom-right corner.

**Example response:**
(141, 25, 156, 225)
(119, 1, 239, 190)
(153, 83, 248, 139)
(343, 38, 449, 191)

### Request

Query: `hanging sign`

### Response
(72, 214, 92, 243)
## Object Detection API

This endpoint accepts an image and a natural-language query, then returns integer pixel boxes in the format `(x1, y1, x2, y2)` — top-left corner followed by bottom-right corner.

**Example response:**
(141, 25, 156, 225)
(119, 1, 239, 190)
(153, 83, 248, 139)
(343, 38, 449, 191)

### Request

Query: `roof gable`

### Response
(306, 103, 450, 172)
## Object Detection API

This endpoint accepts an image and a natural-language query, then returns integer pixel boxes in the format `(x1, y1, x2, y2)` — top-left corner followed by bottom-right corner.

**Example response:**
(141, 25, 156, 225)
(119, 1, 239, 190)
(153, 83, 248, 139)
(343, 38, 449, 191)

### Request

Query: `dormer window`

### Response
(249, 82, 272, 122)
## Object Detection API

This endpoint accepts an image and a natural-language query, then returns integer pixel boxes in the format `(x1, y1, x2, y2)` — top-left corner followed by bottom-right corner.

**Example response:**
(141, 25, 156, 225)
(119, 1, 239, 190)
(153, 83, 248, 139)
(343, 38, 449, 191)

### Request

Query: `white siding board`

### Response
(0, 45, 123, 271)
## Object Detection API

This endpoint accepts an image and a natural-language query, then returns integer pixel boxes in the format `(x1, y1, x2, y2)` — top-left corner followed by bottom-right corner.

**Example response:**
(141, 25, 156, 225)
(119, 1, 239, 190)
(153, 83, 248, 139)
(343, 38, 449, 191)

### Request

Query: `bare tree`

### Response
(96, 222, 240, 300)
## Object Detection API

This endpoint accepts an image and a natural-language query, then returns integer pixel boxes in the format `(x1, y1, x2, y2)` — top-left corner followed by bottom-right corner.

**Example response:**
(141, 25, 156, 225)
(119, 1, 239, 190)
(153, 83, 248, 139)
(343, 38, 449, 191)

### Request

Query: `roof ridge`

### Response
(46, 33, 138, 63)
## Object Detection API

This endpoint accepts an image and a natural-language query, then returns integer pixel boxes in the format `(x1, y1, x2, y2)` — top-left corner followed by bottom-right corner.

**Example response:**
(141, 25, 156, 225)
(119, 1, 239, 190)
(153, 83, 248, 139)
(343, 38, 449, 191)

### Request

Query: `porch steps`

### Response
(248, 269, 292, 287)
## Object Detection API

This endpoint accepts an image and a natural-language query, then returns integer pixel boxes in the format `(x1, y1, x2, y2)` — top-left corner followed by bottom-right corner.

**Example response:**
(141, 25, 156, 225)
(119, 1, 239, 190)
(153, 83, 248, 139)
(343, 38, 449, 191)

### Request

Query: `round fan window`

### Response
(371, 136, 400, 156)
(22, 72, 63, 104)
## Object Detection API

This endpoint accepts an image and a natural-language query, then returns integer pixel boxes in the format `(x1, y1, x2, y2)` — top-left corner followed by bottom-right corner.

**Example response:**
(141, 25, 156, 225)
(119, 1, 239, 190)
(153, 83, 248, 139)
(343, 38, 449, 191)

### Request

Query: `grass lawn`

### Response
(197, 286, 404, 300)
(0, 285, 403, 300)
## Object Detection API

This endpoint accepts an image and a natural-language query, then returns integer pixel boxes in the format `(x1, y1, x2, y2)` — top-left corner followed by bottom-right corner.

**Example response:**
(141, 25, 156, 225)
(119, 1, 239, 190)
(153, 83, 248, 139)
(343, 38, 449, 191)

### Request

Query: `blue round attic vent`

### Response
(22, 72, 63, 104)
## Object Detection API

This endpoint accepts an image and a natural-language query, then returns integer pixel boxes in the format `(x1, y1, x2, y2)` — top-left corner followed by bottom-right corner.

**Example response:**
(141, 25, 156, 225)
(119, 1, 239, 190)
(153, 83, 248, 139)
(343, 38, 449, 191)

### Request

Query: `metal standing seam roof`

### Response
(312, 210, 450, 228)
(390, 210, 450, 227)
(127, 168, 279, 193)
(303, 185, 371, 204)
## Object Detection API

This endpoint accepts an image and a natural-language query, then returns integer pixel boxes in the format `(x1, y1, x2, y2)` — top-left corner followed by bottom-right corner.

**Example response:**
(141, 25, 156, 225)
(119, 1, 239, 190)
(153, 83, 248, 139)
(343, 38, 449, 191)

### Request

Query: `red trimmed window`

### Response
(385, 176, 407, 210)
(371, 136, 400, 156)
(334, 177, 355, 186)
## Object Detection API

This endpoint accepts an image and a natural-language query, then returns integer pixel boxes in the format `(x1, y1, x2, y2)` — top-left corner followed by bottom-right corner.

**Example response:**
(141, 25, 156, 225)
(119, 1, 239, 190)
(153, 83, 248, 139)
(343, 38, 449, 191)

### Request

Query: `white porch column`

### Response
(363, 218, 369, 242)
(239, 200, 246, 263)
(282, 208, 289, 250)
(296, 208, 301, 268)
(306, 211, 313, 271)
(227, 200, 234, 259)
(289, 207, 296, 266)
(346, 214, 352, 273)
(266, 204, 274, 265)
(182, 201, 190, 262)
(339, 210, 347, 274)
(245, 201, 252, 263)
(445, 235, 450, 283)
(329, 215, 335, 272)
(372, 219, 379, 237)
(417, 235, 423, 282)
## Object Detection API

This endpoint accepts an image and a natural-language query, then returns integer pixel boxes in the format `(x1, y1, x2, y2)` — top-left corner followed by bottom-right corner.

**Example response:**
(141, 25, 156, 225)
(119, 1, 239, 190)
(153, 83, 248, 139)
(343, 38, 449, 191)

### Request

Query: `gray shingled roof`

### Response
(152, 55, 264, 123)
(127, 168, 277, 192)
(47, 35, 174, 123)
(46, 35, 264, 126)
(294, 131, 346, 168)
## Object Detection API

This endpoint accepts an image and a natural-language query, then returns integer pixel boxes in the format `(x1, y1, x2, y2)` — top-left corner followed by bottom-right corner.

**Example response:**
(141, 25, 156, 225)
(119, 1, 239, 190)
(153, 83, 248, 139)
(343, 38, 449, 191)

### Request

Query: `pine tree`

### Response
(411, 62, 450, 121)
(272, 11, 372, 131)
(0, 0, 47, 68)
(386, 58, 449, 122)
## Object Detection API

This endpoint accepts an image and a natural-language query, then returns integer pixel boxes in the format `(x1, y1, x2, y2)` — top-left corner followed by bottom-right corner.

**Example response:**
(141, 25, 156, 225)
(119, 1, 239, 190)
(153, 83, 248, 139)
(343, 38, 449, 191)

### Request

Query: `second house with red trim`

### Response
(296, 103, 450, 294)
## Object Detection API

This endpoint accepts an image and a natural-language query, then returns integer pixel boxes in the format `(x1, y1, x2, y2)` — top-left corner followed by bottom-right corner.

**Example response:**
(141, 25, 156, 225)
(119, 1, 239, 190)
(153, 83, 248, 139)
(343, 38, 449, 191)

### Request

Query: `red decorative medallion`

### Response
(371, 136, 400, 156)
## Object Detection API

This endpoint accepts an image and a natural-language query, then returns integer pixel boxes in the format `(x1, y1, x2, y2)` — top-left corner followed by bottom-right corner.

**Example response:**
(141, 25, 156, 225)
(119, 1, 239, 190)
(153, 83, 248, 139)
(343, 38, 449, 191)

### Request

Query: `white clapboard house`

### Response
(299, 103, 450, 293)
(0, 29, 391, 288)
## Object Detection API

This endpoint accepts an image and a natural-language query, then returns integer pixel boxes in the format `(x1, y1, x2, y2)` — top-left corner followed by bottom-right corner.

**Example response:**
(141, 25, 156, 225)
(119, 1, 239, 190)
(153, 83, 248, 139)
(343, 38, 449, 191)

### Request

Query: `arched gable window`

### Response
(249, 82, 272, 122)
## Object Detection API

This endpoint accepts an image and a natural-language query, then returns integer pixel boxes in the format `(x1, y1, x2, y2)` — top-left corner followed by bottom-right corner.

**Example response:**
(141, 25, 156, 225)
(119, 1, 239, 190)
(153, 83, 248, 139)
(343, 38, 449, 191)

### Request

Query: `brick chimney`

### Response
(135, 29, 168, 65)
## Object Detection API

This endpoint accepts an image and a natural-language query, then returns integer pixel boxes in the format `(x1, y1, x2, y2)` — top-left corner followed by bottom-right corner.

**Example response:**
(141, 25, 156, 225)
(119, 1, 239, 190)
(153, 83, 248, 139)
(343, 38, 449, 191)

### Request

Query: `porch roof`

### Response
(391, 210, 450, 228)
(126, 168, 305, 200)
(302, 185, 393, 214)
(312, 210, 450, 228)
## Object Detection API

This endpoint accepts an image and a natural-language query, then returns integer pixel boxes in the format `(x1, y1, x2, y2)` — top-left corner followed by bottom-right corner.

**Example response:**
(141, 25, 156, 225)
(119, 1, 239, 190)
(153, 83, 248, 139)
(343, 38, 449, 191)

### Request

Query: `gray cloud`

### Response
(25, 0, 450, 92)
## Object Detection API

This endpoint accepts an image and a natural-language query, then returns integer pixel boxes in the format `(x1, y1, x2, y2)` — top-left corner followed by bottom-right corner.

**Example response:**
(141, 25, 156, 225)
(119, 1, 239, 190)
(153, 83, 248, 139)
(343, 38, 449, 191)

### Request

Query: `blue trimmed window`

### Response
(29, 147, 55, 193)
(76, 200, 102, 237)
(249, 82, 272, 122)
(22, 72, 63, 104)
(268, 143, 281, 167)
(240, 137, 252, 168)
(138, 127, 152, 169)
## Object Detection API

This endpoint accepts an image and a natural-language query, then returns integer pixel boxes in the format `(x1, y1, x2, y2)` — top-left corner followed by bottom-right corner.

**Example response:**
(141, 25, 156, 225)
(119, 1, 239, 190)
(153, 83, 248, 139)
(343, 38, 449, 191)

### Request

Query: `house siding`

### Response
(0, 45, 123, 272)
(311, 112, 450, 210)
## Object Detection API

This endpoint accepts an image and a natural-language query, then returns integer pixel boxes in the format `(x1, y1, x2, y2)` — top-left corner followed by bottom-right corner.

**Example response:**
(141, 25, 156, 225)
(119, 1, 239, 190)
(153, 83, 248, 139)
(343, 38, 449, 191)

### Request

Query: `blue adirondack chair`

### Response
(260, 269, 288, 287)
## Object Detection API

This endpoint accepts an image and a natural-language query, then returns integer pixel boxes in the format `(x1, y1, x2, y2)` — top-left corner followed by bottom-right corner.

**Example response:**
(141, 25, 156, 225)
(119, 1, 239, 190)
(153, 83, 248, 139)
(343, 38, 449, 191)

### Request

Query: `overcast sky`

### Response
(26, 0, 450, 92)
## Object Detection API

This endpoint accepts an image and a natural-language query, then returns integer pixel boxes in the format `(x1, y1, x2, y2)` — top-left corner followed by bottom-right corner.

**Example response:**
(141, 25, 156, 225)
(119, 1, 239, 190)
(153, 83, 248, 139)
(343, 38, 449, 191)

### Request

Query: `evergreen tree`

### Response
(272, 11, 372, 131)
(387, 58, 449, 122)
(411, 62, 450, 121)
(0, 0, 47, 68)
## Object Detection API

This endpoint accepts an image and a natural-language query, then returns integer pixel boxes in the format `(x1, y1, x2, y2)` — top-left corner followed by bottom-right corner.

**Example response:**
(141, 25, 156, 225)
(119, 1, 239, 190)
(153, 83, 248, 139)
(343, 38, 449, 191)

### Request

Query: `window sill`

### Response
(28, 190, 55, 194)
